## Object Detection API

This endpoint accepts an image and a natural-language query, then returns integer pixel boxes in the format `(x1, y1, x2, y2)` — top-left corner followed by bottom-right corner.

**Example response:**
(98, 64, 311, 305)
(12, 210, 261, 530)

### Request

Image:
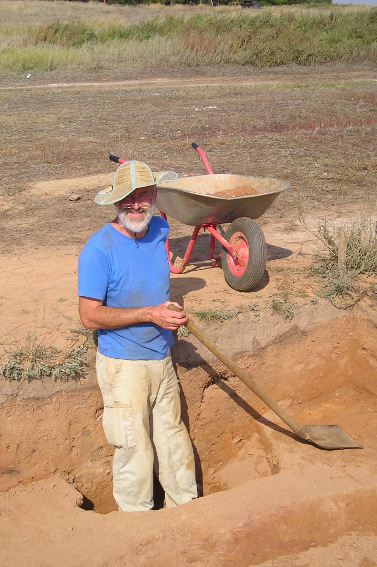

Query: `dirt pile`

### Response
(215, 185, 260, 198)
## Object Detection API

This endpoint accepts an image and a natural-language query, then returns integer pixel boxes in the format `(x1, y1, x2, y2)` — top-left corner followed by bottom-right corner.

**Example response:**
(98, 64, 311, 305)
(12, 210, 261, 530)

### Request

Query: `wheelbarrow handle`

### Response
(191, 142, 214, 175)
(109, 154, 126, 164)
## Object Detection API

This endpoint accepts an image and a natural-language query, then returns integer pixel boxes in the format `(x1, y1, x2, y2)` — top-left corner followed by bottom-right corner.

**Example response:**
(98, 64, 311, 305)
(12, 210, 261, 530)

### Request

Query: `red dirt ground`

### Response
(0, 70, 377, 566)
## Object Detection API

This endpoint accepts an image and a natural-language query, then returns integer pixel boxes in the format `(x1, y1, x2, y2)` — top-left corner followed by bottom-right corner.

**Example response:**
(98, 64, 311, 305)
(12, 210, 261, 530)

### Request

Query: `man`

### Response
(78, 160, 198, 512)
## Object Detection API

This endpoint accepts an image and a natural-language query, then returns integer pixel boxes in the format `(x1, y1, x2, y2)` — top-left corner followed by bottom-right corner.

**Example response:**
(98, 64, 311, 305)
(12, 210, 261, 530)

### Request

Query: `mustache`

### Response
(119, 205, 149, 213)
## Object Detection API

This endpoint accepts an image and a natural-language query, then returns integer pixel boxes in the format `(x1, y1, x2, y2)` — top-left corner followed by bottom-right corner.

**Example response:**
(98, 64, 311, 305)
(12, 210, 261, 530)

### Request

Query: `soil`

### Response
(0, 68, 377, 567)
(214, 185, 260, 198)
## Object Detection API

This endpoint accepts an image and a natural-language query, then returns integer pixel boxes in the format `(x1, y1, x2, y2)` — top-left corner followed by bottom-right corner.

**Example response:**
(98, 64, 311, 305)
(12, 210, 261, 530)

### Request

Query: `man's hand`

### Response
(148, 301, 189, 330)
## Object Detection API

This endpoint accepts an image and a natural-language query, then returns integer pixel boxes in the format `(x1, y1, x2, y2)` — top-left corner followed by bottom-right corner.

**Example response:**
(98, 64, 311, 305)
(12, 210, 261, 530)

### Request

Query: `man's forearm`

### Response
(79, 297, 188, 331)
(80, 303, 152, 330)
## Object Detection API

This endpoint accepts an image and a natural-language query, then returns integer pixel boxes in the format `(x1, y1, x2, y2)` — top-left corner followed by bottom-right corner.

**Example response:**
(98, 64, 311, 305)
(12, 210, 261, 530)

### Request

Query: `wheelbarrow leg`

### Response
(209, 224, 218, 263)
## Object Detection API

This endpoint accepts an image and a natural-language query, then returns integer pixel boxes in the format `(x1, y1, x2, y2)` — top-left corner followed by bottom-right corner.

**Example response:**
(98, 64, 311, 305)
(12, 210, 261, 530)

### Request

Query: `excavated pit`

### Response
(1, 312, 376, 522)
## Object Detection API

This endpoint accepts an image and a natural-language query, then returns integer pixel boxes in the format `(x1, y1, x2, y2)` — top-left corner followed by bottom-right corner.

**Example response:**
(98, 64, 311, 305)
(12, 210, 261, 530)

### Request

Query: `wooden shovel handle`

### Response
(168, 304, 308, 441)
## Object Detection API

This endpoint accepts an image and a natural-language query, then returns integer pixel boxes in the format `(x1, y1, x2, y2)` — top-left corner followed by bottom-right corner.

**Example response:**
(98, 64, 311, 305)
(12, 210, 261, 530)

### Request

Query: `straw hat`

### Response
(95, 160, 178, 205)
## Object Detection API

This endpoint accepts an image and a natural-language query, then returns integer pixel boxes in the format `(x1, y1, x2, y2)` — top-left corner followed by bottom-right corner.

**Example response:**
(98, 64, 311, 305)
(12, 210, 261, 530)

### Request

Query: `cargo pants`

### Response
(96, 351, 198, 512)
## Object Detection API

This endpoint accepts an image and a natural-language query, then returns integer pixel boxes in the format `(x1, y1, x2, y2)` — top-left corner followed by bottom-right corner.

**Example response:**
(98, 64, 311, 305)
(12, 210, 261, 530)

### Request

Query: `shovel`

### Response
(169, 305, 363, 450)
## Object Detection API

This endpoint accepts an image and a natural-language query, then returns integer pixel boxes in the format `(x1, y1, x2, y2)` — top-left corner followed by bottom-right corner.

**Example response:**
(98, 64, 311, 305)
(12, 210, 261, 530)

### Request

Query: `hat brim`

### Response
(94, 170, 178, 205)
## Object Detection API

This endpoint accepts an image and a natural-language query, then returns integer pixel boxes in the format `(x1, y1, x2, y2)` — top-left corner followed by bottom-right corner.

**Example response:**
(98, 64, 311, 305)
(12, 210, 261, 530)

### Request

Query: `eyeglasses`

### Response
(119, 187, 156, 206)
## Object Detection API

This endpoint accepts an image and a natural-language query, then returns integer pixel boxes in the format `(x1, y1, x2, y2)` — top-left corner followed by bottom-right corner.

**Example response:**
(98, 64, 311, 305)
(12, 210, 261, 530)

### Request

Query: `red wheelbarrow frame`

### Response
(109, 145, 239, 275)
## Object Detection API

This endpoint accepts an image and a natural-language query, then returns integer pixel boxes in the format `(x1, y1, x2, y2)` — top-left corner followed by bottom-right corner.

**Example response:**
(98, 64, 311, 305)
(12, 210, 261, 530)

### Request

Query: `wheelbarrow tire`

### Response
(222, 218, 266, 292)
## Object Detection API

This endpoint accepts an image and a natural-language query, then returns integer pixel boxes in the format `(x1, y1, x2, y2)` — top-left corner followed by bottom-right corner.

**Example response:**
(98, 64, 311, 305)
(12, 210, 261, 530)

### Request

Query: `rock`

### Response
(68, 194, 81, 202)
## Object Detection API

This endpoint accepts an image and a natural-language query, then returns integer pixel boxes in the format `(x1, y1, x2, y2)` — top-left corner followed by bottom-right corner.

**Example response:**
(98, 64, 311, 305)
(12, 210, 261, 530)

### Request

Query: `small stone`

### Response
(68, 194, 81, 202)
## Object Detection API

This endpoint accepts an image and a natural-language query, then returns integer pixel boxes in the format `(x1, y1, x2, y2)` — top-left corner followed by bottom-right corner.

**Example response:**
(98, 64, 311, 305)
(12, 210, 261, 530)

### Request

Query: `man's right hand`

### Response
(148, 301, 188, 330)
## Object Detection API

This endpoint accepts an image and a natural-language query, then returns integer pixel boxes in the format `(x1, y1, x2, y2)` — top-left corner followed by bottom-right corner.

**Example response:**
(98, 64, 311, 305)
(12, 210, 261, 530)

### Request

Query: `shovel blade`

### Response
(302, 425, 363, 450)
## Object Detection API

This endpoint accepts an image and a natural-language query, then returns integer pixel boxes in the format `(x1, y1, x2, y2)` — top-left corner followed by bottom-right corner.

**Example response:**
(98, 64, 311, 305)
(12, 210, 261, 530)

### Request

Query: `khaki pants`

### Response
(96, 351, 198, 512)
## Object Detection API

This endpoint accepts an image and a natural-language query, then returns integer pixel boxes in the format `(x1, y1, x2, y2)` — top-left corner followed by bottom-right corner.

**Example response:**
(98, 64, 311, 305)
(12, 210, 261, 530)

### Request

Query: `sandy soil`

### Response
(0, 71, 377, 566)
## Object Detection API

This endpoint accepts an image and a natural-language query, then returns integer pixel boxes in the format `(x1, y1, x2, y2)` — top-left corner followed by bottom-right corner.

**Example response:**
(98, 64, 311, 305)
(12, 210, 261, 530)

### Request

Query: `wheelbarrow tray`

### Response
(156, 174, 290, 226)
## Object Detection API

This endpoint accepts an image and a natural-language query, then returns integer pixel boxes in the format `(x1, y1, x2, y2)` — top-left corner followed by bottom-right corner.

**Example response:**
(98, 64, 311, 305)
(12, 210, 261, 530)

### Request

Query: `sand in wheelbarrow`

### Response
(215, 184, 259, 198)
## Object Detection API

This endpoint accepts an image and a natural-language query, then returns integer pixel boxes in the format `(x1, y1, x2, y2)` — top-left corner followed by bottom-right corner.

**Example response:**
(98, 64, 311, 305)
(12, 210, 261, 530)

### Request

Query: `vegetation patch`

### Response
(307, 214, 377, 307)
(1, 7, 376, 72)
(28, 21, 98, 48)
(267, 295, 295, 320)
(0, 327, 96, 382)
(192, 307, 242, 322)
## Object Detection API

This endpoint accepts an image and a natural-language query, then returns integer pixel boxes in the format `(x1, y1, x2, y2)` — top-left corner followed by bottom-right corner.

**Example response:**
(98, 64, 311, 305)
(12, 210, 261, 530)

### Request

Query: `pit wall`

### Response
(1, 299, 376, 514)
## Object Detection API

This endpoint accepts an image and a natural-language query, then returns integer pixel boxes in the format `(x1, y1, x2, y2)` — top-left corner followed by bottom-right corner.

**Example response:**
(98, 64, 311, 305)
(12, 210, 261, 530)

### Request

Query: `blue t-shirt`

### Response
(78, 216, 173, 360)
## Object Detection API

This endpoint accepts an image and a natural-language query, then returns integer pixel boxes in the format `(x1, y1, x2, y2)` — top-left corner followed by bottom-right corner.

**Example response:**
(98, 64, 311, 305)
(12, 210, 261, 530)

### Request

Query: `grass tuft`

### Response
(192, 308, 241, 323)
(268, 295, 295, 320)
(27, 21, 98, 48)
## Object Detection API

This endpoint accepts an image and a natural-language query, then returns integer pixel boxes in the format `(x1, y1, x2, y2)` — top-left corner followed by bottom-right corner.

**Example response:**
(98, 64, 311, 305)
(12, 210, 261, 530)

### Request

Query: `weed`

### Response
(249, 303, 261, 318)
(306, 213, 377, 307)
(192, 307, 241, 323)
(176, 325, 190, 338)
(320, 270, 356, 301)
(295, 289, 309, 298)
(283, 302, 295, 321)
(311, 216, 377, 276)
(268, 295, 295, 320)
(0, 326, 97, 382)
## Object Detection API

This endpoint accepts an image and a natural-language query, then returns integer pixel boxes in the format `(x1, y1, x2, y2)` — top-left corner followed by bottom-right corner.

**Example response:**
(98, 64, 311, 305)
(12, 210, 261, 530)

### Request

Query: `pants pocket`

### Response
(102, 400, 137, 449)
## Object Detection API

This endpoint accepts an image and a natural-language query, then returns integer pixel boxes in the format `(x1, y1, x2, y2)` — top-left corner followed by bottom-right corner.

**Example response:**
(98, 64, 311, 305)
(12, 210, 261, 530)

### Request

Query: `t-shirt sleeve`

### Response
(77, 244, 109, 301)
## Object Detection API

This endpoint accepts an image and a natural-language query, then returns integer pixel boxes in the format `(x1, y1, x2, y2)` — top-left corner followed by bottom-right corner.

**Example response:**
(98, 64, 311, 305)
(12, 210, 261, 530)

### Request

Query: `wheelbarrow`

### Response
(157, 143, 290, 292)
(109, 144, 290, 292)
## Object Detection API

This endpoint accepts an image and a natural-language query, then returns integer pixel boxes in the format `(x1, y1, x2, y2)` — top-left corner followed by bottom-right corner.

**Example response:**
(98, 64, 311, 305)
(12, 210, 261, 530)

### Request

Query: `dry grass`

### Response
(0, 1, 223, 28)
(303, 213, 377, 306)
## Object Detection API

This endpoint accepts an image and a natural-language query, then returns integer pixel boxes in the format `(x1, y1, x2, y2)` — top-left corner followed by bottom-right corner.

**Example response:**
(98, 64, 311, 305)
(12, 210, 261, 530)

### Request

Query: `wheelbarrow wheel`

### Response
(222, 217, 266, 292)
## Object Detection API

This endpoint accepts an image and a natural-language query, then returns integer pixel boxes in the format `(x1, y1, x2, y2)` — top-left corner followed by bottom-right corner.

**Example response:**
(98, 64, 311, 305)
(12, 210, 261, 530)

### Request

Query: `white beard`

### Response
(117, 204, 154, 234)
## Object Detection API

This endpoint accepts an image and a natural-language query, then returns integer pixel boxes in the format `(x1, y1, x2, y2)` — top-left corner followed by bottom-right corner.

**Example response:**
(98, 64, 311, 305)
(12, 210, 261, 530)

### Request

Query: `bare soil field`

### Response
(0, 65, 377, 566)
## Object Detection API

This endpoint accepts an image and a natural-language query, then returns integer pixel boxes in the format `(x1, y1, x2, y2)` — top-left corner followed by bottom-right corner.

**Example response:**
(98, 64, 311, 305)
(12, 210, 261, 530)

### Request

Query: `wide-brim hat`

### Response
(94, 160, 178, 205)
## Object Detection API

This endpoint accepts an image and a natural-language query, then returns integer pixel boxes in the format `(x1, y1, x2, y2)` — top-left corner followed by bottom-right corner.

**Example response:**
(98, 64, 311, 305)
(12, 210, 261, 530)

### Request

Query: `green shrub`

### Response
(28, 21, 98, 48)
